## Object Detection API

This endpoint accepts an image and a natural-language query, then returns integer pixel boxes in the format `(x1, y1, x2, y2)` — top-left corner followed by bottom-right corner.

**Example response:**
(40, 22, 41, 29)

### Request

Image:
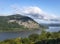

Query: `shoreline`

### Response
(0, 29, 41, 33)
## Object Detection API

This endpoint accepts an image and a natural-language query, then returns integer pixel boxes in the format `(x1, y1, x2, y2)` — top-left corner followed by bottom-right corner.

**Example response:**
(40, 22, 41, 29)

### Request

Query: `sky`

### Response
(0, 0, 60, 16)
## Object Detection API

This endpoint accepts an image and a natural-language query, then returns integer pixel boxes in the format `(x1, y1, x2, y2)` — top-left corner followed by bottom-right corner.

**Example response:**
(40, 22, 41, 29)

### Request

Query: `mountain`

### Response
(7, 14, 40, 29)
(0, 14, 44, 32)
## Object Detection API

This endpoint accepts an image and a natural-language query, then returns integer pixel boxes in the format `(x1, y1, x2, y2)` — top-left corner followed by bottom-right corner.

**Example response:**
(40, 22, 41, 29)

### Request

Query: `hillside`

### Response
(0, 14, 42, 32)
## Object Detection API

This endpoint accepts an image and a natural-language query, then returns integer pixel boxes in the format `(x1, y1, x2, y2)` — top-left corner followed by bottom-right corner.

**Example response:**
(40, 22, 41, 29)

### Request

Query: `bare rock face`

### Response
(8, 14, 40, 29)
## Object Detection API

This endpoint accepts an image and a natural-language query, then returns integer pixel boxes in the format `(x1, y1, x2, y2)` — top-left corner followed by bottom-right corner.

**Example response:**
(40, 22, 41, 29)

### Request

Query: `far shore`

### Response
(0, 29, 41, 33)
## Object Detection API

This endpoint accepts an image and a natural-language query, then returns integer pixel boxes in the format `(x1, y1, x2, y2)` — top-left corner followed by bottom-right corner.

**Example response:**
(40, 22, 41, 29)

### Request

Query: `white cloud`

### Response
(11, 5, 44, 14)
(21, 6, 44, 15)
(11, 5, 59, 21)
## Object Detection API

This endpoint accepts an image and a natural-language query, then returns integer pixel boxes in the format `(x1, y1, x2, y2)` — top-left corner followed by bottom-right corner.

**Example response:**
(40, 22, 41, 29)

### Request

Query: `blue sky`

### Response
(0, 0, 60, 16)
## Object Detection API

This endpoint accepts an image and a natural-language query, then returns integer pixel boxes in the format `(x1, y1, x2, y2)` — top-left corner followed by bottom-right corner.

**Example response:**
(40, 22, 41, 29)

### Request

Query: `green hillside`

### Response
(0, 14, 43, 32)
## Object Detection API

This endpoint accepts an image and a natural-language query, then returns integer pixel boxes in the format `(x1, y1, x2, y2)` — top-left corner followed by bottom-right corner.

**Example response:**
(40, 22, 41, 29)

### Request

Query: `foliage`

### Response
(0, 31, 60, 44)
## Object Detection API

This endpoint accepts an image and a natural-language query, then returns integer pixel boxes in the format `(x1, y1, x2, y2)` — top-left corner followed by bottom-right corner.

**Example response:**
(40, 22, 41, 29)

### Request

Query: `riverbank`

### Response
(0, 29, 41, 41)
(0, 28, 41, 32)
(0, 31, 60, 44)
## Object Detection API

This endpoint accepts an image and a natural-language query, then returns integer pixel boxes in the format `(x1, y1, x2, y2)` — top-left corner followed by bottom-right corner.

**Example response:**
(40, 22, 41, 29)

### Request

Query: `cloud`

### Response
(11, 4, 44, 14)
(21, 6, 44, 15)
(11, 5, 59, 21)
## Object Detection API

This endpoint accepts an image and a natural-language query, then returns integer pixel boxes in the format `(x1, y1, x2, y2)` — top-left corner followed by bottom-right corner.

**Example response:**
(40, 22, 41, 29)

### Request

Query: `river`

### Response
(0, 29, 41, 41)
(0, 26, 60, 41)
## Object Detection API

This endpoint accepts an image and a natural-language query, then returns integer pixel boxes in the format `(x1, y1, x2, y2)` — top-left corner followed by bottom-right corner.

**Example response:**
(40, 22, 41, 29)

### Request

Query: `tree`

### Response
(28, 34, 39, 42)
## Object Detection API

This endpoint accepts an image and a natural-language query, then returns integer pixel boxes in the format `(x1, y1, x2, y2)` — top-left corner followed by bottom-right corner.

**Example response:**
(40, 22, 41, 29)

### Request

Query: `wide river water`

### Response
(0, 26, 60, 41)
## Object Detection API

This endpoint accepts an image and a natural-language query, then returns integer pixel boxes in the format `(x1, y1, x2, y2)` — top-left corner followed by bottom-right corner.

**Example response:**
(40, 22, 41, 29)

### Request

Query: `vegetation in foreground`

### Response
(0, 31, 60, 44)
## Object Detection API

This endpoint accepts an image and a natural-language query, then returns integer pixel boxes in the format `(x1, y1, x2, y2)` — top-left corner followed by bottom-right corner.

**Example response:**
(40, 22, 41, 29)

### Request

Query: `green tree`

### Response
(28, 34, 39, 42)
